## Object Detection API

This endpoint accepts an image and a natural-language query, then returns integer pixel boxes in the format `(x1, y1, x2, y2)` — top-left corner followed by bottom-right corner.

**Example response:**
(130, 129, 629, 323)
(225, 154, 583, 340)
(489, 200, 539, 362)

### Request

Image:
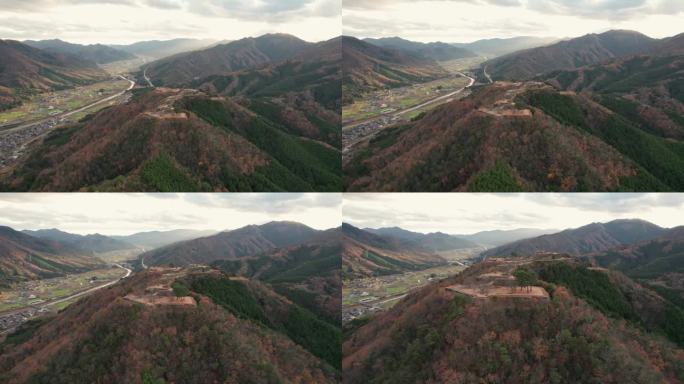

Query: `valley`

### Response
(0, 77, 134, 169)
(343, 29, 684, 192)
(0, 78, 132, 129)
(0, 264, 131, 335)
(0, 33, 343, 192)
(342, 195, 684, 384)
(343, 263, 466, 323)
(342, 73, 474, 153)
(0, 216, 343, 382)
(342, 223, 490, 322)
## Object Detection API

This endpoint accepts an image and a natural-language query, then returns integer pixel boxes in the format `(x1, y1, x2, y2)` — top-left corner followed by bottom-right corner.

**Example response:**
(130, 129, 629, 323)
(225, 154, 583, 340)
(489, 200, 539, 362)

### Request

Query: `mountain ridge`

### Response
(24, 39, 135, 64)
(0, 225, 105, 285)
(0, 39, 108, 110)
(342, 36, 449, 104)
(363, 36, 476, 61)
(141, 221, 323, 267)
(22, 228, 137, 253)
(480, 219, 667, 258)
(484, 30, 658, 80)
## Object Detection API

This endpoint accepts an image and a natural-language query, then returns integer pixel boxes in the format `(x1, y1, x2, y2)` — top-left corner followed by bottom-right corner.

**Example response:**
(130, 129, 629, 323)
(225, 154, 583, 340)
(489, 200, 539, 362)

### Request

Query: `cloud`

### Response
(525, 0, 649, 19)
(343, 0, 521, 10)
(183, 193, 341, 214)
(184, 0, 339, 22)
(343, 13, 545, 41)
(0, 193, 341, 235)
(343, 193, 684, 234)
(525, 193, 684, 213)
(345, 0, 683, 18)
(0, 0, 339, 35)
(143, 0, 183, 9)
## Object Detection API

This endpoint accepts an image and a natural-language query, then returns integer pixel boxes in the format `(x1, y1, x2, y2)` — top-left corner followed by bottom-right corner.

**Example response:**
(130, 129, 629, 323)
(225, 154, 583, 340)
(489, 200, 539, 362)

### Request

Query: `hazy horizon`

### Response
(343, 193, 684, 235)
(0, 0, 341, 45)
(0, 193, 342, 236)
(343, 0, 684, 43)
(2, 32, 334, 47)
(347, 27, 675, 45)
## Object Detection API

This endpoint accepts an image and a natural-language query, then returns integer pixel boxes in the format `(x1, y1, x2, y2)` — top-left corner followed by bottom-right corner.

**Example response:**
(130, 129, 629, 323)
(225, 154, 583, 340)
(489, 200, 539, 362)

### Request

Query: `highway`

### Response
(45, 263, 132, 308)
(0, 76, 135, 137)
(343, 72, 475, 131)
(0, 264, 132, 335)
(395, 72, 475, 117)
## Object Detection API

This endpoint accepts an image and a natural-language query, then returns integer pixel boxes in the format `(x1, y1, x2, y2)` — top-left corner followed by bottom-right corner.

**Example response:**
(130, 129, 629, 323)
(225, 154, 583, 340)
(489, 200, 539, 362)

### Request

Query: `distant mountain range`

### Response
(452, 36, 559, 57)
(484, 30, 663, 80)
(22, 228, 137, 253)
(342, 36, 448, 104)
(0, 40, 108, 110)
(364, 226, 478, 250)
(145, 34, 314, 87)
(363, 37, 476, 61)
(458, 228, 558, 247)
(24, 39, 135, 64)
(365, 226, 554, 248)
(0, 226, 105, 285)
(481, 219, 667, 258)
(0, 226, 230, 286)
(110, 38, 220, 60)
(360, 35, 558, 60)
(141, 221, 326, 267)
(342, 223, 448, 278)
(111, 229, 217, 249)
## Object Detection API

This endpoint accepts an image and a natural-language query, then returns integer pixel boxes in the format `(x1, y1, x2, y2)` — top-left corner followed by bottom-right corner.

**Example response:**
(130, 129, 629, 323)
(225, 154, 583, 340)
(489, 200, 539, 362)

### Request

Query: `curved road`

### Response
(0, 76, 135, 137)
(45, 263, 132, 308)
(0, 264, 132, 335)
(395, 72, 475, 117)
(343, 72, 475, 130)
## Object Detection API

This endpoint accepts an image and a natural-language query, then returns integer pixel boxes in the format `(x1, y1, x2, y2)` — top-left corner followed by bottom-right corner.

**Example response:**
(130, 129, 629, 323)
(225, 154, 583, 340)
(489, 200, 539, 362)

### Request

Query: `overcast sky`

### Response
(343, 0, 684, 42)
(344, 193, 684, 234)
(0, 193, 341, 235)
(0, 0, 341, 44)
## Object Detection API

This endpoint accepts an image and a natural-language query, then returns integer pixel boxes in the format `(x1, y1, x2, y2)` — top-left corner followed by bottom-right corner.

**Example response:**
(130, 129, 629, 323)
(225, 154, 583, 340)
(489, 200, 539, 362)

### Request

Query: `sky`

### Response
(0, 0, 341, 44)
(343, 193, 684, 234)
(0, 193, 342, 235)
(343, 0, 684, 42)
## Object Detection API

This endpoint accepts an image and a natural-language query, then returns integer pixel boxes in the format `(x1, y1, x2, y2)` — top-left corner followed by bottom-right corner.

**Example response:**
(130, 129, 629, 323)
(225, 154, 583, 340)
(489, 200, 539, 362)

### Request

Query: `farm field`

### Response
(342, 75, 472, 124)
(0, 266, 128, 313)
(0, 79, 131, 128)
(342, 263, 467, 322)
(99, 57, 149, 75)
(438, 56, 489, 73)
